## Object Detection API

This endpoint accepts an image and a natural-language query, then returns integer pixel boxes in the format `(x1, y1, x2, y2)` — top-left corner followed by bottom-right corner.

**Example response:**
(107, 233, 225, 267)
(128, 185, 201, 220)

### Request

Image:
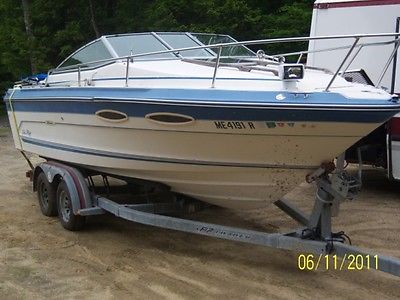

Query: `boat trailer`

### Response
(28, 159, 400, 277)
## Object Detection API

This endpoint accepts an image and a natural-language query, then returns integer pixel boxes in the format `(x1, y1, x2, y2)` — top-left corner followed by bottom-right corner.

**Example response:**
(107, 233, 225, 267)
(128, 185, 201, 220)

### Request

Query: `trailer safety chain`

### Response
(325, 231, 352, 255)
(331, 231, 352, 245)
(301, 227, 352, 253)
(325, 240, 336, 254)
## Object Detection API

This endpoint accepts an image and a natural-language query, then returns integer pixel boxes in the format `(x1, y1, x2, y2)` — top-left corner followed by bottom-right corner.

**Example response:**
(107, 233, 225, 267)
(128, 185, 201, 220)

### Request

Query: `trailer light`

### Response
(279, 64, 304, 81)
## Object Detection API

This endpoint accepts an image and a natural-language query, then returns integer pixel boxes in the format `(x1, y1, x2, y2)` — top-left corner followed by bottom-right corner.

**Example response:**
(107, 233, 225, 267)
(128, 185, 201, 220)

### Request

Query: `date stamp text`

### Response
(297, 254, 379, 271)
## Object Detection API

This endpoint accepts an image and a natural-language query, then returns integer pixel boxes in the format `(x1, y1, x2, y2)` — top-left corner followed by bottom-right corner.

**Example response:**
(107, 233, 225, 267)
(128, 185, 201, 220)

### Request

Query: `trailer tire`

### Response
(37, 172, 58, 217)
(57, 181, 85, 231)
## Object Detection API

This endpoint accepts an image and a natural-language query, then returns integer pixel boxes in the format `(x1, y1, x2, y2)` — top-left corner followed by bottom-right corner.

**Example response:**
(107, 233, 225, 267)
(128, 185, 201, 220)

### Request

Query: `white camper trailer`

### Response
(308, 0, 399, 93)
(308, 0, 400, 179)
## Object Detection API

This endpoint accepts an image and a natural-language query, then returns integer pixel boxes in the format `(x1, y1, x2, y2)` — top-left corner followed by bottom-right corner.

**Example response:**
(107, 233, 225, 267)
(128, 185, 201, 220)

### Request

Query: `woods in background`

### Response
(0, 0, 314, 92)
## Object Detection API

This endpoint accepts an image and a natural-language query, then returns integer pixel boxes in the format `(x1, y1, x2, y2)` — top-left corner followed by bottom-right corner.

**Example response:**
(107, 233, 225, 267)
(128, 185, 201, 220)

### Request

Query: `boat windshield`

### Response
(57, 32, 256, 69)
(107, 34, 176, 59)
(156, 33, 215, 58)
(106, 32, 255, 60)
(58, 40, 113, 68)
(191, 33, 255, 57)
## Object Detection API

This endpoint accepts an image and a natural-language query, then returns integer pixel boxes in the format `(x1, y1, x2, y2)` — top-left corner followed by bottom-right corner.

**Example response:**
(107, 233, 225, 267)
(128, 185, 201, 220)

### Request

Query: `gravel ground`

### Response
(0, 115, 399, 299)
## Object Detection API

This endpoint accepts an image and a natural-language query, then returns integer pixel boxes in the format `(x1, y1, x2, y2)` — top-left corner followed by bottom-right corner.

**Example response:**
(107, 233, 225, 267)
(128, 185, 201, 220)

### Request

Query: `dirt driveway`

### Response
(0, 116, 399, 299)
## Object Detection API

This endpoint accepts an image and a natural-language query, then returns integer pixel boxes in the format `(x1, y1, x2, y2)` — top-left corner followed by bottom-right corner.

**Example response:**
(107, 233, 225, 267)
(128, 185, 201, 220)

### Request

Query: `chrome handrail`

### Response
(125, 57, 130, 87)
(211, 46, 222, 88)
(325, 38, 360, 92)
(376, 41, 400, 87)
(46, 32, 400, 91)
(342, 45, 364, 74)
(78, 66, 81, 87)
(277, 38, 398, 60)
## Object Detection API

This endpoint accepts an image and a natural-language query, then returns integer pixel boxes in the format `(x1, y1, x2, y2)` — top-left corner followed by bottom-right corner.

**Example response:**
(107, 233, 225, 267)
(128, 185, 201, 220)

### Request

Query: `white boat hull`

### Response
(9, 110, 379, 209)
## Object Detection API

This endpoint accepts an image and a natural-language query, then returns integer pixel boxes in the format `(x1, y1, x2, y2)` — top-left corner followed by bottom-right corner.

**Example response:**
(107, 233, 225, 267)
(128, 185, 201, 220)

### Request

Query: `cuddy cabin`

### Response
(45, 32, 389, 99)
(6, 32, 399, 209)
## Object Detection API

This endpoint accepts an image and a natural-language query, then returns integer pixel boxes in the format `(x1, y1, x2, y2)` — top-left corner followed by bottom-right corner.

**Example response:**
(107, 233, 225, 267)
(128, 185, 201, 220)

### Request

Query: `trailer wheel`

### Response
(37, 172, 58, 217)
(57, 181, 85, 231)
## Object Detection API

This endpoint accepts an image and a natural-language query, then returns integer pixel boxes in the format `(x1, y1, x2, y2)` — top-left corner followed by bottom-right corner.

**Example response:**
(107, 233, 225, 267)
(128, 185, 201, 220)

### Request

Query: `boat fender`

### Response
(33, 162, 92, 214)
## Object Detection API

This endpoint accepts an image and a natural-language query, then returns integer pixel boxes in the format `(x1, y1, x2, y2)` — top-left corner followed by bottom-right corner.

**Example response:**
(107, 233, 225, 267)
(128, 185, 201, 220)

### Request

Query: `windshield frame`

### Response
(56, 31, 257, 69)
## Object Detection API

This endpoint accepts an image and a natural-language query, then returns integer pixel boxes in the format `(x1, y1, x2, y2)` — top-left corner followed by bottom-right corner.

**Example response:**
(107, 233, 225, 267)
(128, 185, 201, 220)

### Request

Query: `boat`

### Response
(4, 32, 400, 210)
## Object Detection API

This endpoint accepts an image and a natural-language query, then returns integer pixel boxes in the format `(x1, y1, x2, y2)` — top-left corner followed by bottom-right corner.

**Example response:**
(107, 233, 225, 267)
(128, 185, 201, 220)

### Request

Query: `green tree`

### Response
(261, 1, 314, 57)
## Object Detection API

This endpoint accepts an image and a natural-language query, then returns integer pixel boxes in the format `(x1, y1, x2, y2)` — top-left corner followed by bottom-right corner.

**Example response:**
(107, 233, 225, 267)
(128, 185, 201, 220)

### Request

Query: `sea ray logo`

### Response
(266, 122, 276, 128)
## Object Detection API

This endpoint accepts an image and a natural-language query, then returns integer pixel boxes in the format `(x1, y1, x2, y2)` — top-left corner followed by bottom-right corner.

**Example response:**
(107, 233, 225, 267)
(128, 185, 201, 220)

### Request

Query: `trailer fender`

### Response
(33, 162, 92, 214)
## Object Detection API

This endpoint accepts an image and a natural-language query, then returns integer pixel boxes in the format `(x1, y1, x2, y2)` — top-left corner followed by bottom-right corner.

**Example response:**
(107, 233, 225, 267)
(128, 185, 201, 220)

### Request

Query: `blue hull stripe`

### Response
(4, 87, 400, 123)
(21, 137, 316, 169)
(4, 97, 397, 122)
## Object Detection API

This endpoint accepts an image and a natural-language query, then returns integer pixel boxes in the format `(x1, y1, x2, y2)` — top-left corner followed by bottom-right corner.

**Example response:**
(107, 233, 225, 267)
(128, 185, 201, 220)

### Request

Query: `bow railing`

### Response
(46, 32, 400, 92)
